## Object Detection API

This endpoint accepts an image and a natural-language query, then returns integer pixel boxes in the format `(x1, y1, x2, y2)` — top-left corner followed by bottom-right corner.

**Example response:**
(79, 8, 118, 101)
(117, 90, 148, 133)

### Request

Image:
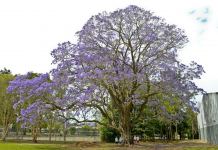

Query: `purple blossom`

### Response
(8, 5, 205, 134)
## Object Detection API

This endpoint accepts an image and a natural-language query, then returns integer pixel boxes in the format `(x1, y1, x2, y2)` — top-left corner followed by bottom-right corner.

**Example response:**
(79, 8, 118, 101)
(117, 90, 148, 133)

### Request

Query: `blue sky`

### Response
(0, 0, 218, 95)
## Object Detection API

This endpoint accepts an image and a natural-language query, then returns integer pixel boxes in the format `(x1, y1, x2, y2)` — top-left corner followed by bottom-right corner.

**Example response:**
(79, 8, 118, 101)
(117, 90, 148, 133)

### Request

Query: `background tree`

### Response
(8, 71, 83, 142)
(180, 108, 199, 139)
(101, 100, 199, 141)
(8, 72, 51, 142)
(0, 69, 15, 141)
(51, 5, 204, 145)
(0, 68, 11, 74)
(44, 112, 56, 142)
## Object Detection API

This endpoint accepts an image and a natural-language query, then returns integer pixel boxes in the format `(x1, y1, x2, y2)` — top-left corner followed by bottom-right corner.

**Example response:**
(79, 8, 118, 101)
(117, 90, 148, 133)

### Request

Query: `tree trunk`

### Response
(192, 120, 194, 140)
(48, 117, 54, 142)
(122, 128, 132, 145)
(63, 121, 67, 143)
(167, 124, 172, 141)
(49, 128, 52, 142)
(2, 126, 9, 141)
(120, 108, 133, 145)
(153, 127, 155, 142)
(160, 124, 163, 140)
(169, 124, 172, 140)
(16, 123, 19, 140)
(175, 122, 178, 140)
(1, 106, 10, 142)
(120, 129, 132, 145)
(32, 127, 38, 143)
(63, 132, 66, 143)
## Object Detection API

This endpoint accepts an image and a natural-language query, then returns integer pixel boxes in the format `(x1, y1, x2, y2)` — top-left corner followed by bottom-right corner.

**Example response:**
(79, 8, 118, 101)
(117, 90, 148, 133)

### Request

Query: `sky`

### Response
(0, 0, 218, 96)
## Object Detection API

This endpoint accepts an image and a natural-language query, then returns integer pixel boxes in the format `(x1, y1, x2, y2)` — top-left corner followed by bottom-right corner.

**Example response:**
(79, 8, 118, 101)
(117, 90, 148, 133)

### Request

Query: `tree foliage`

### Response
(0, 71, 15, 141)
(0, 68, 11, 74)
(51, 5, 204, 144)
(8, 5, 204, 144)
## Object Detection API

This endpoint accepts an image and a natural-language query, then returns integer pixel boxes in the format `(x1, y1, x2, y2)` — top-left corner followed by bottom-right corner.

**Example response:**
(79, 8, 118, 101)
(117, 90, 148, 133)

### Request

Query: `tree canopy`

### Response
(0, 71, 15, 141)
(8, 5, 204, 144)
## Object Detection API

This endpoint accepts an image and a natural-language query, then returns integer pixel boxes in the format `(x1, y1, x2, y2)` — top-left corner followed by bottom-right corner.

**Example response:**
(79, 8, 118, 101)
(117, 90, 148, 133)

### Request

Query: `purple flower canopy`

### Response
(8, 5, 204, 127)
(8, 71, 83, 126)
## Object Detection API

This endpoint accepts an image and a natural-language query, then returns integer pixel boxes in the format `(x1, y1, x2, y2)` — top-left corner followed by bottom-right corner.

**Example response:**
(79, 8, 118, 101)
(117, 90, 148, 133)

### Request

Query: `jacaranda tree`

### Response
(8, 5, 204, 145)
(50, 5, 204, 144)
(8, 73, 52, 142)
(8, 71, 80, 142)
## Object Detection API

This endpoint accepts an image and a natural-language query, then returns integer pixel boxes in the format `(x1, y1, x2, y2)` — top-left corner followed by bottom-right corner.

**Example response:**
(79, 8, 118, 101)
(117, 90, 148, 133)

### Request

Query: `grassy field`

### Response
(0, 142, 62, 150)
(1, 140, 218, 150)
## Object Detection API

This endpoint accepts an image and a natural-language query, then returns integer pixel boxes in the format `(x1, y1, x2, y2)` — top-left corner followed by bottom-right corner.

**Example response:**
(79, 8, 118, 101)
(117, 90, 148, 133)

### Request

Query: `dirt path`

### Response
(78, 140, 216, 150)
(140, 140, 215, 150)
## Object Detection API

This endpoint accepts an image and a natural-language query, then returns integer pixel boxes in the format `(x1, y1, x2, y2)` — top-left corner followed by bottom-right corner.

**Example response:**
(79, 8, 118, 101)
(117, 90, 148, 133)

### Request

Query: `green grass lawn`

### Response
(1, 140, 218, 150)
(0, 142, 64, 150)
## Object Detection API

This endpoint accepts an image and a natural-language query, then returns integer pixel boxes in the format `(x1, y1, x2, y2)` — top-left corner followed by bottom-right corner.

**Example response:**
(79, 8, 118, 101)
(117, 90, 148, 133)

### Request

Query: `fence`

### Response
(0, 130, 100, 142)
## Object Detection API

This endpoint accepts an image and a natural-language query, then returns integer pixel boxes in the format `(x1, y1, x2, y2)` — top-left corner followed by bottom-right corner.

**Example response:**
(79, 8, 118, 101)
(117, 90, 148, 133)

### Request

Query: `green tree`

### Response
(69, 126, 76, 135)
(0, 68, 11, 74)
(0, 71, 15, 141)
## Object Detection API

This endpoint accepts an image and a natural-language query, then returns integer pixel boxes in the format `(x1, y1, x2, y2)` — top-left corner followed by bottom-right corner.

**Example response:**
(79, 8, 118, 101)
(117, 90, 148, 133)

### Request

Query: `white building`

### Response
(197, 93, 218, 144)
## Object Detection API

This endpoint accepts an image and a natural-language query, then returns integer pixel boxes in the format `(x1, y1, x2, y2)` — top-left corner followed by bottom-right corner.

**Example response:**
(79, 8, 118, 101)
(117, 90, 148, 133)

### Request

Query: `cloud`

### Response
(189, 7, 210, 24)
(204, 7, 209, 14)
(197, 17, 208, 23)
(189, 10, 196, 15)
(188, 6, 211, 35)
